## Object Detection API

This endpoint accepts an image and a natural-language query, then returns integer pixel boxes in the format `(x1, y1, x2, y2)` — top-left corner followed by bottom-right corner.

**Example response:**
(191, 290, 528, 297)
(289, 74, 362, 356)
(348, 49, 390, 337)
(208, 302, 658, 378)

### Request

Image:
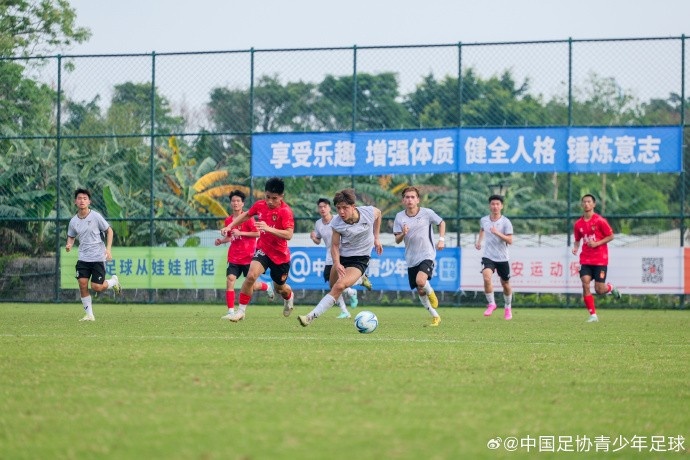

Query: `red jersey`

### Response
(248, 199, 294, 265)
(223, 216, 258, 265)
(573, 212, 613, 266)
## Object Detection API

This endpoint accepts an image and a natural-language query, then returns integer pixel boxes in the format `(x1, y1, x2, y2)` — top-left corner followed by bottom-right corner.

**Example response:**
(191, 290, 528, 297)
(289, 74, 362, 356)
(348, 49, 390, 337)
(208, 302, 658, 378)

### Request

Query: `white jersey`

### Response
(67, 209, 111, 262)
(313, 217, 334, 265)
(330, 206, 376, 257)
(479, 214, 513, 262)
(393, 207, 443, 268)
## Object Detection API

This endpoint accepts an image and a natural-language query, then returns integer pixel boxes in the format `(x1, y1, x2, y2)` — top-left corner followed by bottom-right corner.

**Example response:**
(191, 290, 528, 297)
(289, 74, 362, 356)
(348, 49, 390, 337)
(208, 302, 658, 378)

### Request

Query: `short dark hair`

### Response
(74, 188, 91, 199)
(401, 186, 420, 198)
(333, 189, 356, 206)
(317, 198, 330, 206)
(265, 177, 285, 195)
(581, 193, 597, 203)
(488, 194, 503, 203)
(229, 189, 246, 202)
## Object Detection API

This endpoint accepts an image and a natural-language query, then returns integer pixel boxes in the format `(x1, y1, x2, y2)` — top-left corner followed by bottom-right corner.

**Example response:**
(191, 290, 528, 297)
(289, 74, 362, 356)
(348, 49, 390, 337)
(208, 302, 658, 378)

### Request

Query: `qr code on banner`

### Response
(641, 257, 663, 283)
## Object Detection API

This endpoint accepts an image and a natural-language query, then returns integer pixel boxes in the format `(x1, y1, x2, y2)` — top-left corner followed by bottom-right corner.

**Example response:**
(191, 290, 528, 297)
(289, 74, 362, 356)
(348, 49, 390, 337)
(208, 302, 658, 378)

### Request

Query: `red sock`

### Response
(258, 282, 268, 291)
(239, 292, 252, 306)
(584, 295, 596, 315)
(226, 290, 235, 310)
(282, 289, 293, 301)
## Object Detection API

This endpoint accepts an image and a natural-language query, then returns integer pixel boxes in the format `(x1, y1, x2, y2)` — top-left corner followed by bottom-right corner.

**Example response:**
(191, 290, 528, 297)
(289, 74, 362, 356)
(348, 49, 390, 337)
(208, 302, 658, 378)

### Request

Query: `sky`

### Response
(68, 0, 689, 54)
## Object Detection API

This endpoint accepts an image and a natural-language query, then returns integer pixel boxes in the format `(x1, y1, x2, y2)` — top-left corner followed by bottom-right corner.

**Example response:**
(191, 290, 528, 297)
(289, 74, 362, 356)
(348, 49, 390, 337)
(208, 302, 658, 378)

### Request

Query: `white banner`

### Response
(460, 247, 683, 294)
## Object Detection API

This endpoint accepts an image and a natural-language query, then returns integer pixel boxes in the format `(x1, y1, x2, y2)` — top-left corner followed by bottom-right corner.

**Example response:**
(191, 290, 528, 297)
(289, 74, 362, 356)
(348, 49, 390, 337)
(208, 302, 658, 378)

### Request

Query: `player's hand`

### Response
(475, 242, 481, 250)
(215, 238, 222, 246)
(65, 244, 72, 252)
(374, 238, 383, 255)
(105, 249, 112, 261)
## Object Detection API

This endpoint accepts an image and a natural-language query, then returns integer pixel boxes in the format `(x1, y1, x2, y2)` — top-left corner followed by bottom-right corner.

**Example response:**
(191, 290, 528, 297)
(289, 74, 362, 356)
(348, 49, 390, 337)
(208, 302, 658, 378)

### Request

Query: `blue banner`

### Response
(288, 246, 460, 292)
(251, 126, 682, 175)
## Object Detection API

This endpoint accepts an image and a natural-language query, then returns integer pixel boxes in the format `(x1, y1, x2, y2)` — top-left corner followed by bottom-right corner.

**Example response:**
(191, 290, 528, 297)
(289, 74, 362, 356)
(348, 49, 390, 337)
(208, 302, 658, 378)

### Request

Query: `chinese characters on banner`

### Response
(252, 126, 681, 176)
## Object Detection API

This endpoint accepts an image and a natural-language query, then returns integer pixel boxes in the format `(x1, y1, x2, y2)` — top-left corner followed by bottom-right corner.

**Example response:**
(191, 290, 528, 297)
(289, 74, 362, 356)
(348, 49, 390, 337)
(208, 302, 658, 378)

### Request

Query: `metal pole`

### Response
(54, 55, 63, 302)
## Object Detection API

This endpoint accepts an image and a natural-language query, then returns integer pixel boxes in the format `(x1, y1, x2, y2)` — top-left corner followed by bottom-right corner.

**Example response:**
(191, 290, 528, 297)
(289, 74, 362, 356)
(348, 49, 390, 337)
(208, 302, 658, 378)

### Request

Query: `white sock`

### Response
(418, 290, 432, 309)
(238, 304, 247, 313)
(486, 293, 495, 304)
(353, 276, 363, 287)
(81, 295, 93, 316)
(345, 287, 357, 298)
(423, 281, 433, 294)
(504, 294, 512, 309)
(337, 295, 348, 313)
(310, 294, 336, 319)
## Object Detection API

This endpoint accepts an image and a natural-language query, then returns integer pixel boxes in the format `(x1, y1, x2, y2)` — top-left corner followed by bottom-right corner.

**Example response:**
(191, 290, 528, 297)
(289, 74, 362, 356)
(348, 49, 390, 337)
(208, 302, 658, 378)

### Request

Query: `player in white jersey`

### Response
(299, 189, 382, 327)
(393, 186, 445, 326)
(65, 188, 122, 321)
(310, 198, 373, 318)
(475, 194, 513, 320)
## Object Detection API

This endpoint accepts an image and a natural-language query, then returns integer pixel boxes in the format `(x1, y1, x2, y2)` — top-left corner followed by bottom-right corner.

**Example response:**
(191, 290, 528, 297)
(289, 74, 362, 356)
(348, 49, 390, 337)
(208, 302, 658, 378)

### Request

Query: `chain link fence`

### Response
(0, 36, 687, 306)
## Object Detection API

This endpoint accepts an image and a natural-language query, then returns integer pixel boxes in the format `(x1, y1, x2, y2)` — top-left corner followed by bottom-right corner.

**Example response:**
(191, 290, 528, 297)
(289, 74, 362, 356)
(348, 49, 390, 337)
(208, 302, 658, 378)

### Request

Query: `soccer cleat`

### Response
(587, 314, 599, 323)
(297, 315, 312, 327)
(110, 275, 122, 296)
(483, 303, 497, 317)
(266, 282, 275, 301)
(228, 310, 245, 322)
(79, 314, 95, 322)
(221, 312, 235, 320)
(349, 292, 359, 309)
(429, 316, 441, 327)
(283, 292, 294, 317)
(337, 312, 351, 319)
(611, 286, 621, 300)
(361, 274, 373, 290)
(427, 290, 439, 309)
(504, 308, 513, 320)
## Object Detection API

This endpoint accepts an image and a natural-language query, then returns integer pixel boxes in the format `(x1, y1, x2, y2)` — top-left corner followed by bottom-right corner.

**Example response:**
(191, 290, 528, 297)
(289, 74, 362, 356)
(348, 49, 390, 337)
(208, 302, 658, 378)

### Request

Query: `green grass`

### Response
(1, 303, 688, 460)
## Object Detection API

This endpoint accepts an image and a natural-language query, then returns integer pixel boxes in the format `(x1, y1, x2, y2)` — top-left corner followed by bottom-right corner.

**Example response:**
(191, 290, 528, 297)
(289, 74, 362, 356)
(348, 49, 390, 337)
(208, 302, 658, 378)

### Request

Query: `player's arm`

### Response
(310, 228, 321, 245)
(220, 211, 250, 235)
(572, 234, 581, 255)
(65, 236, 75, 252)
(475, 228, 485, 250)
(436, 220, 446, 250)
(104, 227, 114, 261)
(257, 223, 293, 240)
(591, 234, 614, 247)
(332, 229, 346, 277)
(372, 207, 383, 255)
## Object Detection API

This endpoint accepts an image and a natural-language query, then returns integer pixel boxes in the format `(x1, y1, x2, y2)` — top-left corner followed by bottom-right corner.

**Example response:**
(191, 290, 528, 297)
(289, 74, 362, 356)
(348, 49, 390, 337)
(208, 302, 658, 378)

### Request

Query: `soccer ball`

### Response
(354, 310, 378, 334)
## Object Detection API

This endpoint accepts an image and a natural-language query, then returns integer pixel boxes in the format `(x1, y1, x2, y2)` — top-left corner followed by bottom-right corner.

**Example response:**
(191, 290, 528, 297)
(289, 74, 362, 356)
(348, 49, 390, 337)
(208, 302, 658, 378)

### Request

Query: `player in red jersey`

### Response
(572, 194, 621, 322)
(220, 178, 295, 321)
(215, 190, 274, 320)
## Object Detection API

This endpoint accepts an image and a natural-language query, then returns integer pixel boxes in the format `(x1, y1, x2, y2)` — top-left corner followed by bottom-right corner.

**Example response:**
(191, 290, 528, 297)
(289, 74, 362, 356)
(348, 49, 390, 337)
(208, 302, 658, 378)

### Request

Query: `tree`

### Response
(0, 0, 90, 57)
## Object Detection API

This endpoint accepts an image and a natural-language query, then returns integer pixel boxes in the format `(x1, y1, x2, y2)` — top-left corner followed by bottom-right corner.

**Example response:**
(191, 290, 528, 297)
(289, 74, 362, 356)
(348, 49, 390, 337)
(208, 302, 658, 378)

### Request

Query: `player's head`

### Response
(265, 177, 285, 195)
(317, 198, 331, 216)
(74, 188, 91, 199)
(229, 189, 246, 202)
(488, 194, 503, 204)
(581, 193, 596, 203)
(401, 186, 420, 198)
(333, 189, 356, 207)
(264, 177, 285, 209)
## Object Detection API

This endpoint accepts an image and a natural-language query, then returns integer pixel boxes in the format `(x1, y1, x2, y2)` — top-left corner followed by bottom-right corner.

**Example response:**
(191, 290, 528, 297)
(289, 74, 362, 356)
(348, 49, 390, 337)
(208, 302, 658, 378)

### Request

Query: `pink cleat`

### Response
(483, 304, 497, 317)
(504, 308, 512, 320)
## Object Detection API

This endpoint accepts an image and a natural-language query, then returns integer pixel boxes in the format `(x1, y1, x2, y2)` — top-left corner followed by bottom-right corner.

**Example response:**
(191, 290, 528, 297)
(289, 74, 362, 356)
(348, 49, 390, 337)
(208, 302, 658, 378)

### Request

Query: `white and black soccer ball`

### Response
(354, 310, 378, 334)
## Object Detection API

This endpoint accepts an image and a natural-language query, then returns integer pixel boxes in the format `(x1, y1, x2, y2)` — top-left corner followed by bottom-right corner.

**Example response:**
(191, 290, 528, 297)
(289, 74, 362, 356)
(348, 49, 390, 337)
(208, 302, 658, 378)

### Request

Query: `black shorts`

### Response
(75, 260, 107, 285)
(253, 250, 291, 285)
(579, 264, 608, 282)
(226, 262, 250, 278)
(407, 259, 435, 290)
(339, 255, 370, 277)
(481, 257, 511, 282)
(323, 265, 333, 284)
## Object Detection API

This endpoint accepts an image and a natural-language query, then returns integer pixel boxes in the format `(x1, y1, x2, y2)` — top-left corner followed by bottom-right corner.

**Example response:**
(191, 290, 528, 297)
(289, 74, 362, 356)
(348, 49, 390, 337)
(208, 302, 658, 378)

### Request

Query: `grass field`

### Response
(1, 303, 688, 460)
